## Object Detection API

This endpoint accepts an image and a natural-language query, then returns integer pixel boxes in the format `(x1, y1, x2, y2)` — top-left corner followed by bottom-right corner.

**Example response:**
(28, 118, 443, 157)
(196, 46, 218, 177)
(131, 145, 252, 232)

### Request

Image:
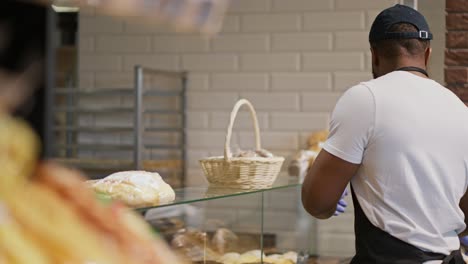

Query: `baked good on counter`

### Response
(236, 249, 265, 263)
(212, 228, 240, 254)
(218, 250, 298, 264)
(218, 252, 241, 264)
(288, 130, 329, 179)
(171, 228, 221, 262)
(89, 170, 175, 208)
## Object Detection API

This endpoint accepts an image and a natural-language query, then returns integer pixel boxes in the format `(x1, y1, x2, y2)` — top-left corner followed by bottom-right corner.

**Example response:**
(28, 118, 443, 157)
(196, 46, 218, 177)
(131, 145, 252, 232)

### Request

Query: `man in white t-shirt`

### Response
(301, 4, 468, 264)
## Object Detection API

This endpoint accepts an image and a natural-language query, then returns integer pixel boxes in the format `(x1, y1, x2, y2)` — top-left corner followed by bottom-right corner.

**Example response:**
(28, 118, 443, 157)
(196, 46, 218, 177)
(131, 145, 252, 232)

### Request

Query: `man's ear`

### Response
(424, 47, 432, 67)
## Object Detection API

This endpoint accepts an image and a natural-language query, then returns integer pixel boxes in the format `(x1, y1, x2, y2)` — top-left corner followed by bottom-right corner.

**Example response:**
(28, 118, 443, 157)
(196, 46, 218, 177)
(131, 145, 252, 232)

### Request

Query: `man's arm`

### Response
(301, 149, 360, 219)
(302, 85, 374, 219)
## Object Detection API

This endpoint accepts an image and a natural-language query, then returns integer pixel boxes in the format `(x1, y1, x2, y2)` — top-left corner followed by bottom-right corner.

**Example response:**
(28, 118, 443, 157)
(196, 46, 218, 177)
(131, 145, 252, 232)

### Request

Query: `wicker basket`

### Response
(199, 99, 284, 189)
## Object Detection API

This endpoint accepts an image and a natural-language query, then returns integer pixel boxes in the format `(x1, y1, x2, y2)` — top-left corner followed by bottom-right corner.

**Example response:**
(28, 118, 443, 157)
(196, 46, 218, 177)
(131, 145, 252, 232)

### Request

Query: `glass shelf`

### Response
(136, 174, 301, 213)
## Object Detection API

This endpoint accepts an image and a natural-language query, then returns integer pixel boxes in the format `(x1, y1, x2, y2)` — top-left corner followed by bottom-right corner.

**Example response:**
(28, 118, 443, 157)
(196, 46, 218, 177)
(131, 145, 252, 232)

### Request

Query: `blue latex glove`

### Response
(460, 236, 468, 255)
(460, 236, 468, 247)
(334, 189, 348, 216)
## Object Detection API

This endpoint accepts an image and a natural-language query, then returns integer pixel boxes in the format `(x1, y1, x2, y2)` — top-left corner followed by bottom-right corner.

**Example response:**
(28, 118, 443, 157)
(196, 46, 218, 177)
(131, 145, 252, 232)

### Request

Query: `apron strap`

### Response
(350, 185, 462, 264)
(441, 250, 464, 264)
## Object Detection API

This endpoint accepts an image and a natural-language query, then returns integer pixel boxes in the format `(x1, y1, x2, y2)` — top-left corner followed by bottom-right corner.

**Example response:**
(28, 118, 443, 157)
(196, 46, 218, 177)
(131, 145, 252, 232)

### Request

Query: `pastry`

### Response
(233, 149, 274, 158)
(218, 252, 240, 264)
(212, 228, 239, 254)
(171, 228, 221, 262)
(89, 170, 175, 208)
(237, 250, 265, 264)
(288, 130, 329, 178)
(218, 250, 299, 264)
(282, 251, 298, 262)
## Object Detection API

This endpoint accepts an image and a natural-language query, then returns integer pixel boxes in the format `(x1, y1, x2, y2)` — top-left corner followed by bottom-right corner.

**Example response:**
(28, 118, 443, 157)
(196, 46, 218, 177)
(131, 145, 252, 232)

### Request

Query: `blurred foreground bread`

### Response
(0, 114, 39, 194)
(0, 114, 186, 264)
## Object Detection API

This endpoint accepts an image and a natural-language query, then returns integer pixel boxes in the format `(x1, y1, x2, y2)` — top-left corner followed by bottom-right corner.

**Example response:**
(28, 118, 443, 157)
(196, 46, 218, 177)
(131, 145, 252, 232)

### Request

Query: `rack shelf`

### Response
(51, 66, 187, 187)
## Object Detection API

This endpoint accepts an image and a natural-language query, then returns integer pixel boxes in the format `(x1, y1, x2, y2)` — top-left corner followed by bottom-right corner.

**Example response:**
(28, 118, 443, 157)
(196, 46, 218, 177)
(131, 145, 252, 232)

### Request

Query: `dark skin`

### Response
(302, 44, 468, 223)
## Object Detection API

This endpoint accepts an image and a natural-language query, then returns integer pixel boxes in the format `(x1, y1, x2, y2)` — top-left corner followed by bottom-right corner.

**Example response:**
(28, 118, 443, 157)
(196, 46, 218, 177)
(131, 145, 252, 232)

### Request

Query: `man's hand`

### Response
(334, 189, 348, 216)
(461, 236, 468, 246)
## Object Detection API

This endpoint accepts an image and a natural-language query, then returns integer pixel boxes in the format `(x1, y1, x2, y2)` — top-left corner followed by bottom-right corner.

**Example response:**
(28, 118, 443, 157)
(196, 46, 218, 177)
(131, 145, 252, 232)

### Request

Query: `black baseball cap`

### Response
(369, 4, 433, 42)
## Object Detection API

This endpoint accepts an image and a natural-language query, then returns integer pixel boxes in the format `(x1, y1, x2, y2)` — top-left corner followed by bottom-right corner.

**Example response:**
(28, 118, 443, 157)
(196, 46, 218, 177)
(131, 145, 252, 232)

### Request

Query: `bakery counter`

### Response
(87, 170, 353, 263)
(137, 175, 327, 264)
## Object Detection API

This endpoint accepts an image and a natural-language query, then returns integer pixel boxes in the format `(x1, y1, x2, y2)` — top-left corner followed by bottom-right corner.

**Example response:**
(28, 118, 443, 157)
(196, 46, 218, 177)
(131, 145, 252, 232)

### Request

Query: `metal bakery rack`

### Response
(51, 65, 187, 187)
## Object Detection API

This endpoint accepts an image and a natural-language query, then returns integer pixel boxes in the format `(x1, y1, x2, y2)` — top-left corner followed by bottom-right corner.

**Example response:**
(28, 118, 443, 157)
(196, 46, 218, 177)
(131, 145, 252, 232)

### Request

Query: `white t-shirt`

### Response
(323, 71, 468, 255)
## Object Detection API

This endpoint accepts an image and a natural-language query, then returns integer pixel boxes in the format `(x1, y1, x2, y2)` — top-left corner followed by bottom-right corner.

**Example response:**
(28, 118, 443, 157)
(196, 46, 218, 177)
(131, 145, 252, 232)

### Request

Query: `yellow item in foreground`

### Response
(0, 203, 49, 264)
(0, 114, 39, 195)
(0, 114, 186, 264)
(4, 184, 120, 264)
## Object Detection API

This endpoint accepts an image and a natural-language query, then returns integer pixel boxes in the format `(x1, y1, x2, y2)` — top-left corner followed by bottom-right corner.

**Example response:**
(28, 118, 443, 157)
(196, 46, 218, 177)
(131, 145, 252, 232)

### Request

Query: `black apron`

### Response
(350, 186, 464, 264)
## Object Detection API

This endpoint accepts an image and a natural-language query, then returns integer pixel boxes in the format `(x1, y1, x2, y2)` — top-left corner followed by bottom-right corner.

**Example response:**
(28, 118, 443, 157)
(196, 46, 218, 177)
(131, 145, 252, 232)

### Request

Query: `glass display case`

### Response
(138, 175, 349, 264)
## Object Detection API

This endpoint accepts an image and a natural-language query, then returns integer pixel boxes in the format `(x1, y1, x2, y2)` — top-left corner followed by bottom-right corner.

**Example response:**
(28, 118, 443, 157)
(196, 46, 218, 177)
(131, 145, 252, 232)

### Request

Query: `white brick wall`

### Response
(78, 0, 445, 258)
(241, 14, 301, 32)
(303, 12, 365, 31)
(182, 54, 238, 71)
(272, 33, 332, 51)
(241, 53, 300, 71)
(212, 73, 269, 91)
(153, 36, 210, 53)
(96, 35, 151, 53)
(212, 34, 269, 52)
(272, 0, 333, 11)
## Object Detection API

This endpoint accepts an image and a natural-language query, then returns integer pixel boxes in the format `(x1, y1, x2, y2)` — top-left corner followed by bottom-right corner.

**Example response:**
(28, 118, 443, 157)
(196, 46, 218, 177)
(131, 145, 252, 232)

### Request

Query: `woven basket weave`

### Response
(199, 99, 284, 189)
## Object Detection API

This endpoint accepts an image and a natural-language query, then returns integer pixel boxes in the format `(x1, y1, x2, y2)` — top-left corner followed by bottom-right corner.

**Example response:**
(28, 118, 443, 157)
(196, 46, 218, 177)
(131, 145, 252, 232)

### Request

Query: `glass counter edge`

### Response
(135, 181, 302, 213)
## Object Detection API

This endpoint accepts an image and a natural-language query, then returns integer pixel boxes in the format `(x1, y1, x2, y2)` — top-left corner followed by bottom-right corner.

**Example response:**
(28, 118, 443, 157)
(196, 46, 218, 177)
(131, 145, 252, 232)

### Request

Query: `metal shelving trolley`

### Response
(51, 66, 187, 187)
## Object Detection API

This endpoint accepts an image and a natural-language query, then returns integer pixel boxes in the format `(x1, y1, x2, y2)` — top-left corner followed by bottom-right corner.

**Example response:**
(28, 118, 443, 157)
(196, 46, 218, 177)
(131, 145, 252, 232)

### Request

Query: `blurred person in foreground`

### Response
(302, 4, 468, 264)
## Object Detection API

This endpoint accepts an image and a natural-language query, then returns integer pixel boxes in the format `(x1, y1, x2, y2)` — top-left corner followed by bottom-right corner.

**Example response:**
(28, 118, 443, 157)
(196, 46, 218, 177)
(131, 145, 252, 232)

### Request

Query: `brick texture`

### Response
(447, 32, 468, 49)
(212, 34, 269, 52)
(240, 92, 299, 110)
(447, 13, 468, 30)
(241, 53, 300, 71)
(241, 14, 301, 32)
(335, 0, 397, 10)
(228, 0, 270, 13)
(272, 0, 333, 11)
(447, 0, 468, 12)
(446, 0, 468, 104)
(272, 33, 332, 51)
(211, 112, 269, 129)
(211, 73, 268, 91)
(124, 55, 179, 71)
(303, 53, 364, 71)
(445, 50, 468, 66)
(221, 15, 240, 33)
(334, 72, 372, 91)
(182, 54, 238, 72)
(335, 32, 369, 50)
(445, 68, 468, 85)
(271, 73, 332, 91)
(304, 12, 365, 31)
(153, 36, 209, 53)
(96, 35, 151, 53)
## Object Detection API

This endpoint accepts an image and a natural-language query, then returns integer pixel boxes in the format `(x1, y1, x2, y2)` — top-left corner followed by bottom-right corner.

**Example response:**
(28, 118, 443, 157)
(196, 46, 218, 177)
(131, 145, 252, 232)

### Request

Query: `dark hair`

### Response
(370, 23, 430, 59)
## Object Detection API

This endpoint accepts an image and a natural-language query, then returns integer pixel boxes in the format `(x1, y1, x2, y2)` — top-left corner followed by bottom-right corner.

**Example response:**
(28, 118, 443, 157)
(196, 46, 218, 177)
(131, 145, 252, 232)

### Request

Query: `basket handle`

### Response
(224, 99, 261, 161)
